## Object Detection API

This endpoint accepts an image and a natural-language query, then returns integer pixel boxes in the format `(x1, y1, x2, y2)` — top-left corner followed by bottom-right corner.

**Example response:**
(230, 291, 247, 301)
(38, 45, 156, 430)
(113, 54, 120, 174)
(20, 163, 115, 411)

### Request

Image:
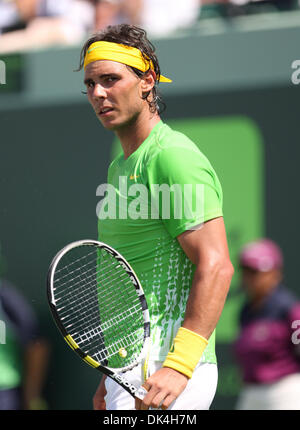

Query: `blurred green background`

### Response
(0, 12, 300, 409)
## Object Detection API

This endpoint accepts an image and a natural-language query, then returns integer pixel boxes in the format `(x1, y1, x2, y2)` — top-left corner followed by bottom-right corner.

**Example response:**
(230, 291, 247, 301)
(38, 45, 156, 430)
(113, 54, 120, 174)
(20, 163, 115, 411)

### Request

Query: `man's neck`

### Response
(116, 111, 161, 159)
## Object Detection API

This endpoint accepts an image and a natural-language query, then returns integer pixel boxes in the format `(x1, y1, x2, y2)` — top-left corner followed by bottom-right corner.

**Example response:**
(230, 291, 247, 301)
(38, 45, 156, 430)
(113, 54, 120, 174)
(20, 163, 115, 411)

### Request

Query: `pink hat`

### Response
(239, 239, 283, 272)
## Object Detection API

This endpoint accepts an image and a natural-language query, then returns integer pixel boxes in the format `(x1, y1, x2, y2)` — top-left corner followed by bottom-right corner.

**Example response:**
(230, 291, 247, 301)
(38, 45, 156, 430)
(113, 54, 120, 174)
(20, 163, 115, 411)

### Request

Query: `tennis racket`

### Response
(47, 239, 151, 400)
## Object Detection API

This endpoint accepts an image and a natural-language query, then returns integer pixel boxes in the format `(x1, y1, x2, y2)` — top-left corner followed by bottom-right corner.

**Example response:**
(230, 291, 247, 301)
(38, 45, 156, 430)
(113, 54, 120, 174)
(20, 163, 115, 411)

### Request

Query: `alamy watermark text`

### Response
(0, 320, 6, 344)
(96, 177, 204, 229)
(0, 60, 6, 85)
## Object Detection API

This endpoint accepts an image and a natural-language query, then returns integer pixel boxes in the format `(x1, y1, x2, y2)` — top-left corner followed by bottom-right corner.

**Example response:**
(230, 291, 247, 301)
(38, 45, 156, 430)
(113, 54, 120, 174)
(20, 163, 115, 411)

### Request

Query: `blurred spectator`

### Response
(233, 239, 300, 410)
(0, 0, 298, 55)
(199, 0, 298, 19)
(140, 0, 201, 37)
(93, 0, 142, 31)
(0, 275, 49, 409)
(226, 0, 297, 16)
(93, 0, 201, 37)
(0, 0, 95, 54)
(229, 0, 296, 10)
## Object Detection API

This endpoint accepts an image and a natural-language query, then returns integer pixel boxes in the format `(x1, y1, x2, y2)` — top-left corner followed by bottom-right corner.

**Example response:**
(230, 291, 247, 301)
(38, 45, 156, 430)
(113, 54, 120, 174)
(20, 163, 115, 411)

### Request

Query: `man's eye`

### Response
(84, 81, 94, 89)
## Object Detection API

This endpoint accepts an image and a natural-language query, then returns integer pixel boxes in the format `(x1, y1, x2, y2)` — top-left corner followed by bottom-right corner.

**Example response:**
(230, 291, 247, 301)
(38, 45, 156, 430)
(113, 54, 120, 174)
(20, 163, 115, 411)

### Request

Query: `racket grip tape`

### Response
(135, 386, 148, 400)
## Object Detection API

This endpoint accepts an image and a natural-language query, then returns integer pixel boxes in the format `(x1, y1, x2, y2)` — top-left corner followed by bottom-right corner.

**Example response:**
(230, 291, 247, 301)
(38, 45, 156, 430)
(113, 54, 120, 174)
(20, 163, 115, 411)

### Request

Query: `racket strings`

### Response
(101, 302, 142, 331)
(55, 252, 132, 301)
(56, 265, 133, 314)
(56, 265, 139, 336)
(56, 266, 130, 319)
(52, 246, 145, 369)
(94, 327, 144, 363)
(54, 250, 96, 285)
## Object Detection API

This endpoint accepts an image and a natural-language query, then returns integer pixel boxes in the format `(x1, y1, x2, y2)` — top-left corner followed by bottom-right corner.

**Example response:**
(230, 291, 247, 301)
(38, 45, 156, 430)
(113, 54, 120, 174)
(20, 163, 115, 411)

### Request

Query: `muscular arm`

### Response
(180, 217, 233, 338)
(135, 217, 234, 410)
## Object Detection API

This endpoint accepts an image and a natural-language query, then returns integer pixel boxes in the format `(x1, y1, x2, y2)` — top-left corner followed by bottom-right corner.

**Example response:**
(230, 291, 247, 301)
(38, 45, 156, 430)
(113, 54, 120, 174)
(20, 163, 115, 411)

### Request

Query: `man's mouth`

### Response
(98, 107, 114, 116)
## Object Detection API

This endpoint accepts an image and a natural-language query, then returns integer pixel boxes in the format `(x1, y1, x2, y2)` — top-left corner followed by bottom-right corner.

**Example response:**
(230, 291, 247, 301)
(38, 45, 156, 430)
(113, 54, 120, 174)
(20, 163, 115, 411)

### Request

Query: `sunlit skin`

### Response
(241, 266, 283, 307)
(84, 60, 160, 159)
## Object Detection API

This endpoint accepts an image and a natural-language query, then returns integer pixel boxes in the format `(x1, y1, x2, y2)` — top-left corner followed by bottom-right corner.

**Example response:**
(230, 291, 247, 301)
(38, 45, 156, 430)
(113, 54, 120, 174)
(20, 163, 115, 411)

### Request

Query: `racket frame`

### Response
(47, 239, 151, 398)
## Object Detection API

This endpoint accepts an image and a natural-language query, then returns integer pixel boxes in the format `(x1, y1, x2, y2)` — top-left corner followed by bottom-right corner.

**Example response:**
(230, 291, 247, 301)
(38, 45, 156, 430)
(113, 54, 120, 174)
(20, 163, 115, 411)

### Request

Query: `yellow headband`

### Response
(83, 41, 172, 83)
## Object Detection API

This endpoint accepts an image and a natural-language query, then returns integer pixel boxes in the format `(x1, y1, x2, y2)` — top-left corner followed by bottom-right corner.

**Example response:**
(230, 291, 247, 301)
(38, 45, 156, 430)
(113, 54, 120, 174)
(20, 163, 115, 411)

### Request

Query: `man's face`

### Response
(241, 266, 282, 301)
(84, 60, 147, 131)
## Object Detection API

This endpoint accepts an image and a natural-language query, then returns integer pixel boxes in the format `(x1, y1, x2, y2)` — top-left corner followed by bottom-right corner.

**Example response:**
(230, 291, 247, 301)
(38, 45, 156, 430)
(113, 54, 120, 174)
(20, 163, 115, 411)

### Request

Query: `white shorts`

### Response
(105, 361, 218, 410)
(235, 373, 300, 410)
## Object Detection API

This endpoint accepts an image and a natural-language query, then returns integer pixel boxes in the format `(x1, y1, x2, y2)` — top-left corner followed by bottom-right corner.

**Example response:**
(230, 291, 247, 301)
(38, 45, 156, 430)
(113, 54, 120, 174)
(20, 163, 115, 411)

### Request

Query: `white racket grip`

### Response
(135, 386, 148, 400)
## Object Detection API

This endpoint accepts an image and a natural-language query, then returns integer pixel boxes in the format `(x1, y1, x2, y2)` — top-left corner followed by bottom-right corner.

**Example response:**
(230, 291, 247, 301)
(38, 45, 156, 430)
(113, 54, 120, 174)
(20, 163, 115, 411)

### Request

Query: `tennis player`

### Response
(79, 24, 233, 410)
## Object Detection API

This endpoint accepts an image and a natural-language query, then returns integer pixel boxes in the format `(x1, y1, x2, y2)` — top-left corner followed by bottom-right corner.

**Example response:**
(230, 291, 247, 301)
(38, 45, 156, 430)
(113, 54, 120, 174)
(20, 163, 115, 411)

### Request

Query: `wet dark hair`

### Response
(78, 24, 166, 114)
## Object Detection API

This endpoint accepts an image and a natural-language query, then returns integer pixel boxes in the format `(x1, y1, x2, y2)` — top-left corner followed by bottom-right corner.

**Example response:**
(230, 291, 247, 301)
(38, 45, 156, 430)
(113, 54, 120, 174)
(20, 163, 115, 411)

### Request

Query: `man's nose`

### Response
(93, 83, 107, 98)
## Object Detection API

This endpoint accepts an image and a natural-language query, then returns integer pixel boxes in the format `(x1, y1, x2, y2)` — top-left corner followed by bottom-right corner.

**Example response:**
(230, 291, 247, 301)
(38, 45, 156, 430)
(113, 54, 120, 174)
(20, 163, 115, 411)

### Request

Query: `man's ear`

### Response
(140, 70, 156, 95)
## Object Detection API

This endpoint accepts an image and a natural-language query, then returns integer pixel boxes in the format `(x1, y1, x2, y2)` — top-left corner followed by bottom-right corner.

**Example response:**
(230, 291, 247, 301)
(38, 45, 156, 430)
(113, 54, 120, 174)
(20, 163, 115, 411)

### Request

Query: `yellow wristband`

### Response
(163, 327, 208, 378)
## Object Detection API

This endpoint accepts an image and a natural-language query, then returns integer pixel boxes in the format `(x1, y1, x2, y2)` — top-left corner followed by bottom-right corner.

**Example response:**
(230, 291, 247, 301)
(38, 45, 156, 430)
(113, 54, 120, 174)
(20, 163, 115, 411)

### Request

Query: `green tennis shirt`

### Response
(98, 120, 223, 363)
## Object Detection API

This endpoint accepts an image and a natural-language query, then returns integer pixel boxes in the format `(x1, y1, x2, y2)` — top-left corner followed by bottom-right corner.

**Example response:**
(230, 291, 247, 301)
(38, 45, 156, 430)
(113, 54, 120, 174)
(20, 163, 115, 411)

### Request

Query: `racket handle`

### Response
(135, 386, 148, 400)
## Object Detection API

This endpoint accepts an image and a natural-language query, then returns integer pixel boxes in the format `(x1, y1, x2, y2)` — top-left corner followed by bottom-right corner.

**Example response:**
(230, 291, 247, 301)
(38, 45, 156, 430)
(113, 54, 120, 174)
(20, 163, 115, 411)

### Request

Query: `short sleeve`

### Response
(146, 142, 223, 238)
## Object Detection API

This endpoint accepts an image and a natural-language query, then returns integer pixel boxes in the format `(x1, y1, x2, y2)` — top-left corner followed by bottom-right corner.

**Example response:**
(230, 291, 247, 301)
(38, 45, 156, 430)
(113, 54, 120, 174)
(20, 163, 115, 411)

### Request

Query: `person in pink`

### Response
(234, 238, 300, 410)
